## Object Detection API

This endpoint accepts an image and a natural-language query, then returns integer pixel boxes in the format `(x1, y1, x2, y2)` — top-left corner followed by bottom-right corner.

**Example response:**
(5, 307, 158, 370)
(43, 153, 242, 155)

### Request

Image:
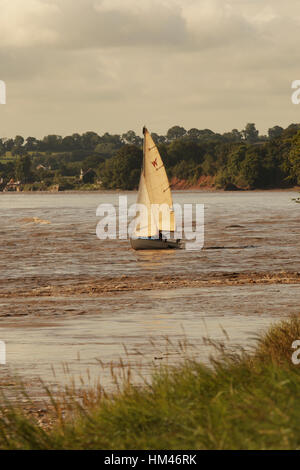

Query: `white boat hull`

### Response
(130, 238, 182, 250)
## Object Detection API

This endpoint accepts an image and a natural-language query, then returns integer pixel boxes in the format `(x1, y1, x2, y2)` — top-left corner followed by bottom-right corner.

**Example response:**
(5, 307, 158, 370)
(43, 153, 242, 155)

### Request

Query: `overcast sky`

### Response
(0, 0, 300, 138)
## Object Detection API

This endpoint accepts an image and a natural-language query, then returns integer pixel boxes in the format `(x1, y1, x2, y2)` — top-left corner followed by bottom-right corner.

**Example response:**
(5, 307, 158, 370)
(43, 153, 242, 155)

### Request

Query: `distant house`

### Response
(4, 179, 21, 192)
(36, 164, 51, 171)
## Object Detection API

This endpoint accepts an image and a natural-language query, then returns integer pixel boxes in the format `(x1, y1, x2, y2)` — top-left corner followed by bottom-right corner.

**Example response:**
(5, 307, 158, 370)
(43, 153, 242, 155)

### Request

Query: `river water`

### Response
(0, 190, 299, 393)
(1, 190, 300, 279)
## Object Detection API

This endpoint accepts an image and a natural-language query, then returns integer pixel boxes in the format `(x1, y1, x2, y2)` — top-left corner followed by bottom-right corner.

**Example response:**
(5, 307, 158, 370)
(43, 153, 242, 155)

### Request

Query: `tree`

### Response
(226, 145, 247, 179)
(223, 129, 242, 143)
(62, 135, 76, 151)
(81, 169, 97, 184)
(99, 145, 142, 189)
(268, 126, 284, 140)
(281, 124, 300, 139)
(15, 155, 32, 183)
(71, 133, 82, 147)
(263, 142, 285, 187)
(172, 160, 201, 180)
(95, 143, 119, 159)
(166, 126, 186, 141)
(242, 123, 259, 143)
(83, 154, 104, 171)
(12, 135, 25, 156)
(25, 137, 38, 151)
(187, 128, 201, 141)
(240, 148, 263, 188)
(151, 133, 166, 145)
(101, 133, 123, 146)
(42, 135, 63, 152)
(121, 130, 142, 146)
(201, 154, 216, 176)
(0, 139, 5, 156)
(81, 132, 100, 150)
(3, 138, 14, 152)
(287, 131, 300, 184)
(14, 135, 24, 147)
(167, 140, 203, 166)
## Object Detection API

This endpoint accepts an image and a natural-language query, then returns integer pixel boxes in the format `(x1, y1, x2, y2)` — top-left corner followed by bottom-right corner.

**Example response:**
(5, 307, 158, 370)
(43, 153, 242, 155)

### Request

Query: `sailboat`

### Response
(130, 127, 182, 250)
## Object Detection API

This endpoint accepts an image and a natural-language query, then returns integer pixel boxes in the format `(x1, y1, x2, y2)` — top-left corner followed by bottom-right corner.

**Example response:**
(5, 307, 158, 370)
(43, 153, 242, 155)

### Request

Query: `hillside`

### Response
(1, 123, 300, 191)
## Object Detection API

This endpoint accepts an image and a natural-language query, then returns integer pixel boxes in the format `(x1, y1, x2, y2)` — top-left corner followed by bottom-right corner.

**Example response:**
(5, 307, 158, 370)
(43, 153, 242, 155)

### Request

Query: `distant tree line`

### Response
(0, 123, 300, 191)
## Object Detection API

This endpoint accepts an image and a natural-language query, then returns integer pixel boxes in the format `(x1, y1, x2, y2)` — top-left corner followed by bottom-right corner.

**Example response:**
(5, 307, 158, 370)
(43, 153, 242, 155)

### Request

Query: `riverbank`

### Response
(1, 186, 300, 193)
(0, 315, 299, 449)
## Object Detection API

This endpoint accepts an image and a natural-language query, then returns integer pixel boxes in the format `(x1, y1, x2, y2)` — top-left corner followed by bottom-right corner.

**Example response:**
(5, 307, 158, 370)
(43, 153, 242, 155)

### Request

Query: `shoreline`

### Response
(1, 187, 300, 194)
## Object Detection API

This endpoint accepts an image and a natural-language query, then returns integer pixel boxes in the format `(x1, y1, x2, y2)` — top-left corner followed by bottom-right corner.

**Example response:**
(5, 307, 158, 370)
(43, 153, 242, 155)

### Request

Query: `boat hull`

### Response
(130, 238, 182, 250)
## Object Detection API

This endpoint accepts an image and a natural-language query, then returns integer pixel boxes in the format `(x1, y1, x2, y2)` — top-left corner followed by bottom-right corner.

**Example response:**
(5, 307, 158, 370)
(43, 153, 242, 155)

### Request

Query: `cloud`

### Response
(0, 0, 300, 137)
(0, 0, 187, 50)
(0, 0, 59, 47)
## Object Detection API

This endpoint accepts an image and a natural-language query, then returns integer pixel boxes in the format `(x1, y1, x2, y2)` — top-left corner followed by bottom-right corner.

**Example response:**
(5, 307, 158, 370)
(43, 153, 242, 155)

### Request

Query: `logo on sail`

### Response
(151, 158, 158, 168)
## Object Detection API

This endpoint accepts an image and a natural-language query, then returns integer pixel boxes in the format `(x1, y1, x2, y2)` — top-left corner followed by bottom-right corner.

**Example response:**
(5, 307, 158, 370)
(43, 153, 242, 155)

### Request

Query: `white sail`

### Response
(145, 129, 175, 231)
(133, 172, 157, 238)
(133, 127, 176, 239)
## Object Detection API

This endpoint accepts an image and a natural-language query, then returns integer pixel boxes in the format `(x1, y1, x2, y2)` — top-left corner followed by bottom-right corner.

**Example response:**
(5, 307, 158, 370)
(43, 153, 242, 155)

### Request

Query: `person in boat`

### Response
(159, 231, 166, 241)
(147, 231, 164, 241)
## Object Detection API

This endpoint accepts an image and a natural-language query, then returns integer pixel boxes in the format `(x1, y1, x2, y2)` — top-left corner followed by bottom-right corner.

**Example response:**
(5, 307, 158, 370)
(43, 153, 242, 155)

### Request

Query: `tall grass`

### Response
(0, 315, 300, 450)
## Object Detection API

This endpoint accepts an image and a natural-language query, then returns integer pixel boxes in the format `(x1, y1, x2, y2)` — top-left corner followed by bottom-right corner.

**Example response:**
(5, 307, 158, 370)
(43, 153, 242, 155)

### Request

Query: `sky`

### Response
(1, 0, 300, 138)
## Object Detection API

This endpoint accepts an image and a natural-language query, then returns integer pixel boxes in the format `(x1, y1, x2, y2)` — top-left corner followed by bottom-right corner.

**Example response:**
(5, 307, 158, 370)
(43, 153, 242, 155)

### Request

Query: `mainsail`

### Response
(133, 128, 175, 238)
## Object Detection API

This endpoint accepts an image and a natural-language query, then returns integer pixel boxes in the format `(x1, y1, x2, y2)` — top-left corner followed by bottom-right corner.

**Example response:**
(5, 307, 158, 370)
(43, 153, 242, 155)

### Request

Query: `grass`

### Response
(0, 315, 300, 450)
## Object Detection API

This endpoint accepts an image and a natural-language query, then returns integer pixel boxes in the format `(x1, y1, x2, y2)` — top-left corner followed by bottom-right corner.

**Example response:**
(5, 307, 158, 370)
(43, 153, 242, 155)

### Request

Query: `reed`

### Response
(0, 315, 299, 450)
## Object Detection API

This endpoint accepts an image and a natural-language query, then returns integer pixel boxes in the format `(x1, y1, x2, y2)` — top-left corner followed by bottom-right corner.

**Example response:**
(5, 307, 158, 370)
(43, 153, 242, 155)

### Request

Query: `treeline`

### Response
(0, 123, 300, 190)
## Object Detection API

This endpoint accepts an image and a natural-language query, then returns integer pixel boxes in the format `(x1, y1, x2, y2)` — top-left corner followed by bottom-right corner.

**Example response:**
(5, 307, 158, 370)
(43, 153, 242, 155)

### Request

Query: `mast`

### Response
(142, 126, 147, 176)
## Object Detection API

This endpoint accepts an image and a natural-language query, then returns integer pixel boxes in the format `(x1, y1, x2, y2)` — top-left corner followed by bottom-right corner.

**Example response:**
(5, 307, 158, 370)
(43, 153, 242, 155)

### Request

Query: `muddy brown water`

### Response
(0, 191, 299, 394)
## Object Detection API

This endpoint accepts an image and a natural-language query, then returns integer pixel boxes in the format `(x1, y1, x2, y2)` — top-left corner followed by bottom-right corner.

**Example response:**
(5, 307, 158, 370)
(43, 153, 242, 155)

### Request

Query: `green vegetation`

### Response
(1, 123, 300, 190)
(0, 316, 300, 449)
